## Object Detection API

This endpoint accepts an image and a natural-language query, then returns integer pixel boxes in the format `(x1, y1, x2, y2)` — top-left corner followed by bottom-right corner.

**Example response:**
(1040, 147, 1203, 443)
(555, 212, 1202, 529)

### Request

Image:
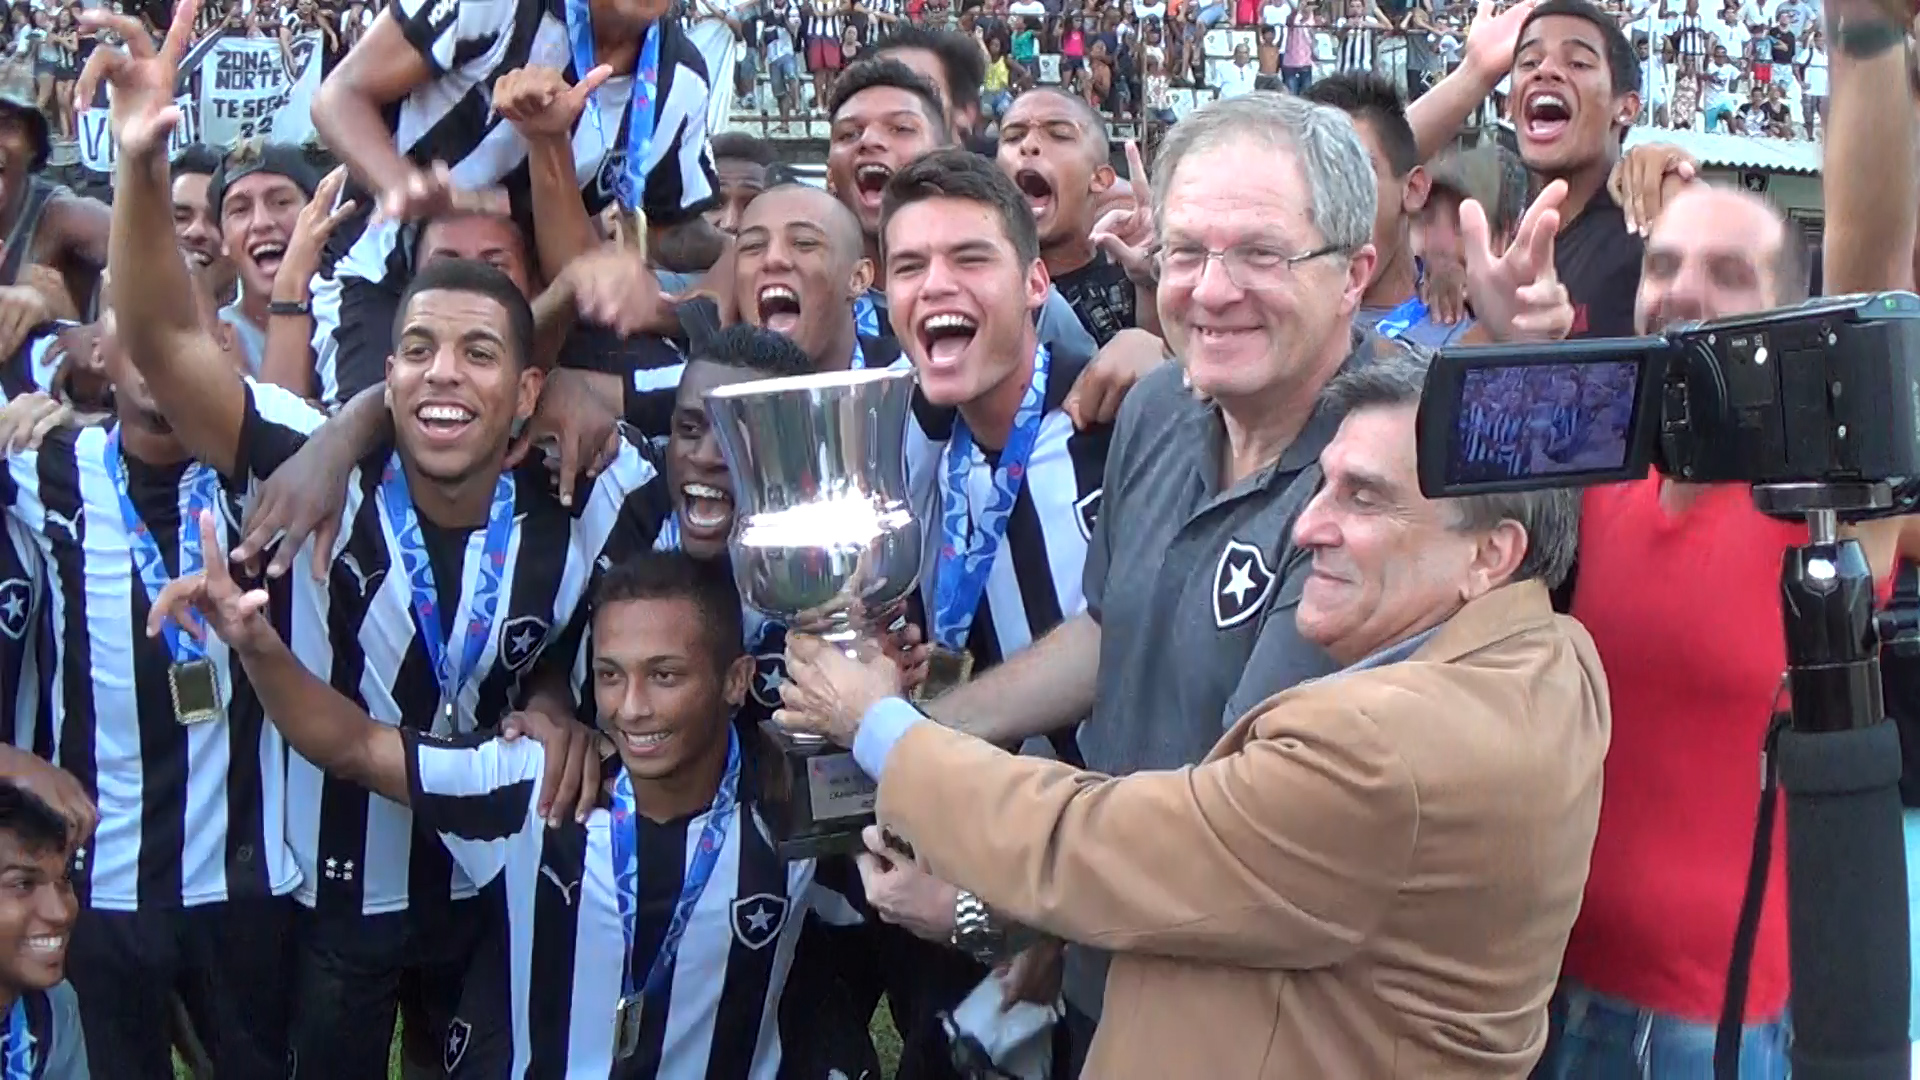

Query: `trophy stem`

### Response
(785, 622, 866, 746)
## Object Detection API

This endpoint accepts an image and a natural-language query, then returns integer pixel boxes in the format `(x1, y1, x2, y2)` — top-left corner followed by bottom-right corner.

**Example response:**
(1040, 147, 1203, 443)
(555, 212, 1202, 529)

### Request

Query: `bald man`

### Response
(734, 183, 885, 372)
(996, 89, 1138, 345)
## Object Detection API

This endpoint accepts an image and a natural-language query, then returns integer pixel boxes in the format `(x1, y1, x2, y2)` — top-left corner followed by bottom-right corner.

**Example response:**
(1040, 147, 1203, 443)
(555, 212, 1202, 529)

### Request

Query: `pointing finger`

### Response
(1524, 207, 1561, 277)
(1124, 138, 1149, 206)
(1458, 197, 1495, 276)
(161, 0, 200, 66)
(198, 509, 233, 592)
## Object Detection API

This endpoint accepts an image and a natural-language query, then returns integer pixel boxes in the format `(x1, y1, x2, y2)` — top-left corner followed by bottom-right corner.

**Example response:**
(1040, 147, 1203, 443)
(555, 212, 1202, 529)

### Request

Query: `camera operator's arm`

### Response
(1819, 0, 1915, 296)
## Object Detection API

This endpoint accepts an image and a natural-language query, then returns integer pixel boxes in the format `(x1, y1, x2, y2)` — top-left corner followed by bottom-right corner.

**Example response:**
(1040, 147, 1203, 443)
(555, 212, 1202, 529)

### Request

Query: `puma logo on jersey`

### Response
(45, 507, 80, 540)
(339, 552, 384, 597)
(426, 0, 456, 25)
(540, 864, 581, 905)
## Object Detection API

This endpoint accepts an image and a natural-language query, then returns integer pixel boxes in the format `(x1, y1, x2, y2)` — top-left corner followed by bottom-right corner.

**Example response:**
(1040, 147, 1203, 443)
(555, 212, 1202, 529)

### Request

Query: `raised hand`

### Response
(494, 64, 614, 140)
(146, 509, 280, 658)
(375, 161, 511, 226)
(74, 0, 198, 159)
(1462, 0, 1540, 78)
(280, 166, 359, 291)
(1606, 142, 1698, 236)
(1087, 139, 1156, 287)
(1461, 178, 1573, 343)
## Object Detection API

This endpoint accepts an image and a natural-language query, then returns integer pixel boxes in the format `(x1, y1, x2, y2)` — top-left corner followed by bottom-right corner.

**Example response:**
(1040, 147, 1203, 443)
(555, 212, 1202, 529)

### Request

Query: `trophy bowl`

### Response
(705, 366, 925, 860)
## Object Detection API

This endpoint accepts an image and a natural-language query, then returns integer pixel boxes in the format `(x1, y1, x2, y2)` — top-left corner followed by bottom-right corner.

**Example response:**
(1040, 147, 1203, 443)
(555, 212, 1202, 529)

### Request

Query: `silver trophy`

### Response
(705, 367, 925, 860)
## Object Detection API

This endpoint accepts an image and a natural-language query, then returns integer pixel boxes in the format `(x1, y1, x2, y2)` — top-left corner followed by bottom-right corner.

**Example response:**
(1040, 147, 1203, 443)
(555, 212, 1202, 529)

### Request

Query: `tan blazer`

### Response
(876, 580, 1611, 1079)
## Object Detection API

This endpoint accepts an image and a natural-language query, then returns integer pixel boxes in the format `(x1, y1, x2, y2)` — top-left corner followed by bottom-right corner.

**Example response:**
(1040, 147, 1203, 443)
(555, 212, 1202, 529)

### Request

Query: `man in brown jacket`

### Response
(778, 351, 1612, 1079)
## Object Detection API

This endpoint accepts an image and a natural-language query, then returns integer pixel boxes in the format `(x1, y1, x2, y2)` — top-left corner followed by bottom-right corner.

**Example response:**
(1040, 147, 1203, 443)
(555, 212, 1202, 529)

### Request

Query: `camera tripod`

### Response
(1713, 482, 1912, 1080)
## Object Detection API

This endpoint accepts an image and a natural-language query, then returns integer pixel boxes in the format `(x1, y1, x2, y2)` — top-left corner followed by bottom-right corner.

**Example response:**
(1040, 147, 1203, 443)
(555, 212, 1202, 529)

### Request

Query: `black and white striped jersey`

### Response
(907, 349, 1109, 763)
(0, 325, 63, 763)
(310, 0, 720, 406)
(235, 385, 675, 917)
(405, 730, 816, 1079)
(0, 382, 322, 911)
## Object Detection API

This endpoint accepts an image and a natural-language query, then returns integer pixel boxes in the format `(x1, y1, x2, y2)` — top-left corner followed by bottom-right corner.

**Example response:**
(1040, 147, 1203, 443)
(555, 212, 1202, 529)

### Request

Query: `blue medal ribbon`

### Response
(3, 998, 31, 1079)
(1372, 291, 1428, 341)
(104, 429, 219, 665)
(931, 345, 1050, 650)
(610, 725, 742, 1011)
(377, 455, 517, 723)
(849, 337, 867, 371)
(853, 292, 882, 339)
(564, 0, 661, 211)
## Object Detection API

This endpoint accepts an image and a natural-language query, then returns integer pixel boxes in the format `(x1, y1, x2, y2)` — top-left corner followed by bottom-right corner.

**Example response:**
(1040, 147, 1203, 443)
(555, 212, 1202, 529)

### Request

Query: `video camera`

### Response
(1414, 292, 1920, 499)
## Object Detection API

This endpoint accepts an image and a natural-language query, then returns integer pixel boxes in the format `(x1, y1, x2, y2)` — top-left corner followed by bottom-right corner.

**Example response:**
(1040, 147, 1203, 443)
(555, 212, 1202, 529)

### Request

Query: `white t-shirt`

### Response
(1796, 42, 1826, 94)
(1704, 59, 1741, 108)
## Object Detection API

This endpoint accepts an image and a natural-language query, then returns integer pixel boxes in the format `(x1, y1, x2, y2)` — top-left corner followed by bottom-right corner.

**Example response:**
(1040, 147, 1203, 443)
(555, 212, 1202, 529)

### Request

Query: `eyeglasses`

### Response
(1155, 242, 1345, 290)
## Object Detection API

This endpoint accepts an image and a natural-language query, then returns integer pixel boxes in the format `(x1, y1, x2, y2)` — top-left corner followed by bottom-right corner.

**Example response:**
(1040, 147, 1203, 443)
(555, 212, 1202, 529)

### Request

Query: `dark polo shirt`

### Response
(1065, 325, 1422, 1016)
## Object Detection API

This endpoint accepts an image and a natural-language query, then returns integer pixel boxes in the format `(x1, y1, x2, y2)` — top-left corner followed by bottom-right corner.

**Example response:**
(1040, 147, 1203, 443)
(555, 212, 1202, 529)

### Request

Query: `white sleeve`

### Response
(404, 730, 546, 887)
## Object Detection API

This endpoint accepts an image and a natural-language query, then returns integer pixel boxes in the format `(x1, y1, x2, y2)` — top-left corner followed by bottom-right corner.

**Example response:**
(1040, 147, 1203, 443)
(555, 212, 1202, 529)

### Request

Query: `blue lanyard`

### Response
(853, 292, 881, 338)
(849, 336, 867, 371)
(3, 998, 30, 1079)
(376, 455, 517, 719)
(610, 726, 741, 1004)
(104, 429, 219, 665)
(564, 1, 662, 212)
(1373, 292, 1428, 340)
(931, 345, 1050, 650)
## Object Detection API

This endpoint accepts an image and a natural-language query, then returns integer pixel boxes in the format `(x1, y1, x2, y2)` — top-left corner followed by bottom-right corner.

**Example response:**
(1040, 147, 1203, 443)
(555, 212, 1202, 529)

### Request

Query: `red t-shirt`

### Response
(1564, 479, 1802, 1022)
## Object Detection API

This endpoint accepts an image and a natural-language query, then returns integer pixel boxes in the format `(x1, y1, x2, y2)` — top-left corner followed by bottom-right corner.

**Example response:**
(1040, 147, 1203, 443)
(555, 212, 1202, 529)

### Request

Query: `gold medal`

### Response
(168, 659, 221, 724)
(914, 646, 975, 703)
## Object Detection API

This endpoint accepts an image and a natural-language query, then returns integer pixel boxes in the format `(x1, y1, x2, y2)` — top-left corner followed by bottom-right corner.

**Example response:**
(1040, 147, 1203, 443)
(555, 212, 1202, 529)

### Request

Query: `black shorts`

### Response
(65, 895, 297, 1080)
(288, 893, 498, 1080)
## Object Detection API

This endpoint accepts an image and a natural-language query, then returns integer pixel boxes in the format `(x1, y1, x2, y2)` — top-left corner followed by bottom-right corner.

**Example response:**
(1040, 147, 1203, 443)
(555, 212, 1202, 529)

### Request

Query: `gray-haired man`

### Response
(885, 91, 1575, 1070)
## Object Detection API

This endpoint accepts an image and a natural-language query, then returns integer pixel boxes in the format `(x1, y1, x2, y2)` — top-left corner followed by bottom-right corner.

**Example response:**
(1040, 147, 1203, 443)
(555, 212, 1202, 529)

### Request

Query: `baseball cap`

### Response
(205, 139, 321, 218)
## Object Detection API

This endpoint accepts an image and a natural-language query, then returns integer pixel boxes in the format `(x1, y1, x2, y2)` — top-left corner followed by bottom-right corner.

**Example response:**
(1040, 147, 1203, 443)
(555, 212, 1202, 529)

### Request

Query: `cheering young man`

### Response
(305, 0, 724, 406)
(156, 540, 830, 1077)
(0, 783, 87, 1078)
(79, 10, 670, 1074)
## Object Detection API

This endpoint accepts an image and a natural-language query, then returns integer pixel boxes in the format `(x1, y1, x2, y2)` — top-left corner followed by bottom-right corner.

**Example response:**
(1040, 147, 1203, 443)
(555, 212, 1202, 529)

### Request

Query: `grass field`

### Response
(169, 1008, 906, 1078)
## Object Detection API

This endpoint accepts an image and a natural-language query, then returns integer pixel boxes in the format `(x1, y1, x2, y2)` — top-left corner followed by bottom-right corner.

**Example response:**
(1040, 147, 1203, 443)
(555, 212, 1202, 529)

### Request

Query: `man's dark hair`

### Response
(1518, 0, 1641, 96)
(1303, 72, 1418, 178)
(171, 143, 225, 179)
(712, 131, 778, 168)
(592, 551, 745, 672)
(413, 210, 535, 277)
(392, 258, 535, 370)
(881, 148, 1040, 266)
(872, 25, 986, 115)
(0, 783, 71, 859)
(827, 58, 950, 136)
(695, 324, 816, 378)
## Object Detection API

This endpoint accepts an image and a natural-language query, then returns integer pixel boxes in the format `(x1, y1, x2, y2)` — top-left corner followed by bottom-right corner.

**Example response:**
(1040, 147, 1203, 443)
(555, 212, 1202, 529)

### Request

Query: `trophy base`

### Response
(762, 721, 877, 862)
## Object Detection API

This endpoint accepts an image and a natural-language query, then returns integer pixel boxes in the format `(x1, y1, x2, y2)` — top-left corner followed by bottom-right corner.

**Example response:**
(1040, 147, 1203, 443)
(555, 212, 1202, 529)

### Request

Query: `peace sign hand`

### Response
(1087, 139, 1157, 288)
(145, 509, 281, 660)
(1461, 177, 1574, 343)
(494, 64, 614, 141)
(75, 0, 197, 160)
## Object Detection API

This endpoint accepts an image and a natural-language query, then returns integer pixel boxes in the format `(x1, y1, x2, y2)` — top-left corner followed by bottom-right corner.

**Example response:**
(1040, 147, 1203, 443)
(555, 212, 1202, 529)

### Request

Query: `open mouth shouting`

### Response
(918, 311, 979, 368)
(853, 162, 894, 214)
(415, 400, 477, 445)
(680, 481, 734, 539)
(1521, 89, 1572, 144)
(248, 240, 287, 281)
(756, 283, 803, 336)
(1014, 168, 1056, 223)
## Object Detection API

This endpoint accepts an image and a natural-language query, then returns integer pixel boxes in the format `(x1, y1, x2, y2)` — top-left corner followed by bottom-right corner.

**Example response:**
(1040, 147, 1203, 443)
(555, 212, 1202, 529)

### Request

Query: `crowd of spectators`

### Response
(0, 0, 358, 152)
(712, 0, 1829, 142)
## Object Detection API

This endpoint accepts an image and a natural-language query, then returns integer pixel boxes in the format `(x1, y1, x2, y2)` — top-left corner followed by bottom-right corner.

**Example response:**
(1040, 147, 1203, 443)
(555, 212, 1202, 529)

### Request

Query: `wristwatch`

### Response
(950, 890, 1006, 965)
(267, 299, 311, 317)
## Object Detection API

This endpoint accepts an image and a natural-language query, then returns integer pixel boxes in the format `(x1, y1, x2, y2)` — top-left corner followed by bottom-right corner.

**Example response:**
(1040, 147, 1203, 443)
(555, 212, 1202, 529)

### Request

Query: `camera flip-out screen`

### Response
(1417, 339, 1668, 499)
